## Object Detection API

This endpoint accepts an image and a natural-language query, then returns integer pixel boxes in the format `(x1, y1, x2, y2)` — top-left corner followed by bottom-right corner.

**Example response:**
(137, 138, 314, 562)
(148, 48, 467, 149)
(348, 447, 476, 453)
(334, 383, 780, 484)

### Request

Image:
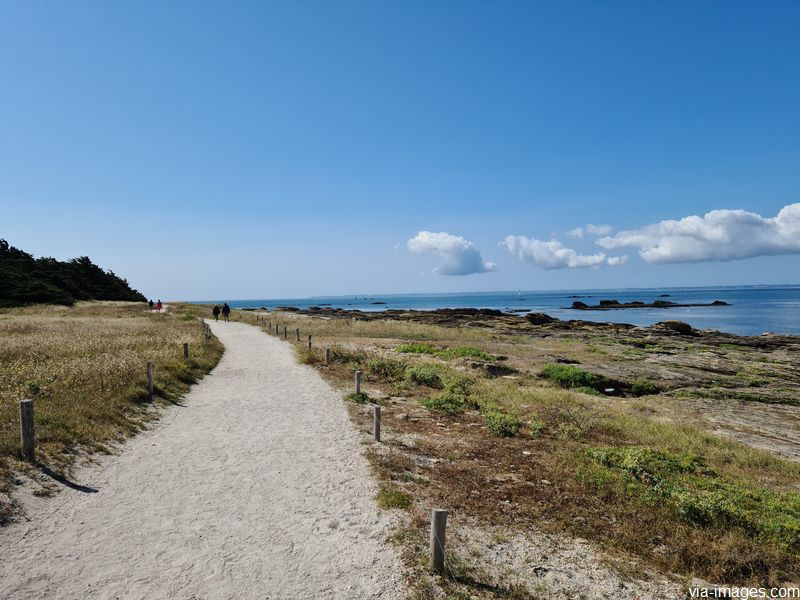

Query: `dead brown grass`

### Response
(0, 301, 223, 521)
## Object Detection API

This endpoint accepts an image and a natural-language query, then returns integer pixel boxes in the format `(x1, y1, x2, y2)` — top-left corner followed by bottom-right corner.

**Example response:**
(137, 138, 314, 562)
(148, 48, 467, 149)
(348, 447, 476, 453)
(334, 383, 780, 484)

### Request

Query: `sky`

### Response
(1, 1, 798, 300)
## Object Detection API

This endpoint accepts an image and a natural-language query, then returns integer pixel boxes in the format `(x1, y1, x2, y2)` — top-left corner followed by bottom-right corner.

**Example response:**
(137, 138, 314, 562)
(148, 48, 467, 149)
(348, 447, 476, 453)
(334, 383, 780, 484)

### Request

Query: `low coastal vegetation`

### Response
(264, 307, 800, 596)
(0, 301, 222, 522)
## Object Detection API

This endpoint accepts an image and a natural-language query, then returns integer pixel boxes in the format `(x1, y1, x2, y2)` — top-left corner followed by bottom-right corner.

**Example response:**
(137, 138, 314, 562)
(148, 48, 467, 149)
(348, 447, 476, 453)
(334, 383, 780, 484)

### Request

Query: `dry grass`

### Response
(257, 308, 800, 596)
(0, 301, 223, 521)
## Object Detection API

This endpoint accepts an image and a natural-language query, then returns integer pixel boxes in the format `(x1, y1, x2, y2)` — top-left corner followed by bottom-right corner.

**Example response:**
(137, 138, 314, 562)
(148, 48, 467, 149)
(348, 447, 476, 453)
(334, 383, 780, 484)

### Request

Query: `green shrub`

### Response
(422, 377, 474, 415)
(540, 364, 608, 391)
(367, 358, 407, 382)
(405, 363, 448, 388)
(485, 410, 521, 437)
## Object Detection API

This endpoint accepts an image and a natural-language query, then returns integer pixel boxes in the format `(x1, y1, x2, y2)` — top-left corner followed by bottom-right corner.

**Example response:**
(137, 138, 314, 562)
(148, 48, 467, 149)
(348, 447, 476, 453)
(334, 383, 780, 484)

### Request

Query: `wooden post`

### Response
(19, 399, 35, 462)
(307, 335, 312, 350)
(373, 405, 381, 442)
(183, 342, 189, 358)
(355, 370, 362, 394)
(296, 327, 300, 341)
(283, 326, 287, 339)
(430, 508, 448, 573)
(325, 348, 331, 367)
(147, 361, 154, 398)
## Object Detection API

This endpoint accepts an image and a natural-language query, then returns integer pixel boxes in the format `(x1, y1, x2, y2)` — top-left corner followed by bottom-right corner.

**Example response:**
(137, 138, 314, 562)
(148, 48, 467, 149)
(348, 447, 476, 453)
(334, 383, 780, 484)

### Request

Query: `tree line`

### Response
(0, 239, 147, 307)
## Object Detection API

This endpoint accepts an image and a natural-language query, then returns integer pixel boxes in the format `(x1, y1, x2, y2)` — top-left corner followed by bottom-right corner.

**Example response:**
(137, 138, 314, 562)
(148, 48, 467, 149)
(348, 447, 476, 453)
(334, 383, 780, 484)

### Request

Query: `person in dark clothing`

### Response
(212, 305, 221, 321)
(222, 303, 231, 322)
(148, 299, 154, 312)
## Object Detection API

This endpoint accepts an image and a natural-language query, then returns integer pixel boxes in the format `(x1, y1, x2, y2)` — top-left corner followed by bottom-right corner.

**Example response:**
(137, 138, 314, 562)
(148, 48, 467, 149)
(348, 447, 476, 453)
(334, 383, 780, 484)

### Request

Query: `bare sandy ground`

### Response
(0, 321, 405, 599)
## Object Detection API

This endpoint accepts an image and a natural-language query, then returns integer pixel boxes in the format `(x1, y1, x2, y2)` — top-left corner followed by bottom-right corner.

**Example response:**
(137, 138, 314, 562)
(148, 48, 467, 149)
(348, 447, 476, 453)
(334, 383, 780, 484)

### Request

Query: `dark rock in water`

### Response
(660, 294, 671, 297)
(308, 306, 322, 311)
(276, 306, 300, 312)
(526, 312, 556, 325)
(652, 300, 676, 307)
(599, 299, 621, 306)
(572, 301, 588, 309)
(371, 301, 387, 305)
(655, 320, 694, 335)
(711, 300, 730, 306)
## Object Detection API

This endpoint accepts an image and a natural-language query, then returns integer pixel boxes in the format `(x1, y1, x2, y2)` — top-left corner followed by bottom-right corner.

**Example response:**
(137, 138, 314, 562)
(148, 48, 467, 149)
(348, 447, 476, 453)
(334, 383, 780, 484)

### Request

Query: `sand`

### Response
(0, 320, 405, 599)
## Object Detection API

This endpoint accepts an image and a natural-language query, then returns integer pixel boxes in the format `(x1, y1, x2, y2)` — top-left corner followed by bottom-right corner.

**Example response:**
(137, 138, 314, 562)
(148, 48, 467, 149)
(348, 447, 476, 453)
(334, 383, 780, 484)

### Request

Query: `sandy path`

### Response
(0, 321, 405, 599)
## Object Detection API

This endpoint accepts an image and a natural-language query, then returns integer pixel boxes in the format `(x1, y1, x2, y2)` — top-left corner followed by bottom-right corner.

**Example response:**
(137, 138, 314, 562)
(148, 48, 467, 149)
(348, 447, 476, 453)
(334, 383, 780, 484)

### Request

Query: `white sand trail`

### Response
(0, 321, 405, 599)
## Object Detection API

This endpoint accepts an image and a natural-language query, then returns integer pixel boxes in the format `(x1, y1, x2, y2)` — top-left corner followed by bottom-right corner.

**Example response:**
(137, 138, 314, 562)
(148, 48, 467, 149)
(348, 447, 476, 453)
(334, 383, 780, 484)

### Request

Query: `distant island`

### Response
(570, 299, 730, 310)
(0, 239, 146, 307)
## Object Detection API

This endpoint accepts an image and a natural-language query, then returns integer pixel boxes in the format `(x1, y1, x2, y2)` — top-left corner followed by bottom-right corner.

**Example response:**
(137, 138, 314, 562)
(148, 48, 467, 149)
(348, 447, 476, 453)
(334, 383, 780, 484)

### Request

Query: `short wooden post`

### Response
(19, 399, 35, 462)
(307, 334, 312, 350)
(296, 328, 300, 341)
(283, 326, 287, 339)
(373, 405, 381, 442)
(325, 348, 331, 367)
(430, 508, 448, 573)
(147, 361, 154, 398)
(183, 342, 189, 358)
(355, 370, 362, 394)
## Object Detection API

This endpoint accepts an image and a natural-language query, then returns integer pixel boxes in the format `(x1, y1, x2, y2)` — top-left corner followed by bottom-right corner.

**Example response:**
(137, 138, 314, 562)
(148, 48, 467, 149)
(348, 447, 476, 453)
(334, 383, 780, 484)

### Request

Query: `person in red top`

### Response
(156, 300, 163, 312)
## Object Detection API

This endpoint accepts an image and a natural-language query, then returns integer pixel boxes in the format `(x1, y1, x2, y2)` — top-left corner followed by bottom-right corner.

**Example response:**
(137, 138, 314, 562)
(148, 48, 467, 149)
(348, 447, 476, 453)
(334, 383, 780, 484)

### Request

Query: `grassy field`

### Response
(245, 309, 800, 597)
(0, 301, 223, 521)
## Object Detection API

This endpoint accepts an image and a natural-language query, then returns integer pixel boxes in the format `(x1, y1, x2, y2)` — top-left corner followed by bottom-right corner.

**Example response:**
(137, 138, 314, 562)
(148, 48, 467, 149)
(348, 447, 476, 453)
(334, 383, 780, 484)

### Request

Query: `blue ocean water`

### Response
(199, 286, 800, 336)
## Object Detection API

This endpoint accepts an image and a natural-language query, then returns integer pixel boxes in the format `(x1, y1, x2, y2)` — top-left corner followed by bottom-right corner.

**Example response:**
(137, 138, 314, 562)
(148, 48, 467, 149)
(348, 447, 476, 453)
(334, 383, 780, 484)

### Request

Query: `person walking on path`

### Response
(156, 300, 163, 312)
(148, 299, 154, 312)
(212, 305, 221, 321)
(222, 303, 231, 322)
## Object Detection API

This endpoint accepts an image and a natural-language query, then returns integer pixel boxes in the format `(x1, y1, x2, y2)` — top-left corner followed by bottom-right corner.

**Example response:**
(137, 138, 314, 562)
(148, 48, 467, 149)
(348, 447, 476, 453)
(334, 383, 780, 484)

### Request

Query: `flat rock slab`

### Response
(0, 321, 404, 599)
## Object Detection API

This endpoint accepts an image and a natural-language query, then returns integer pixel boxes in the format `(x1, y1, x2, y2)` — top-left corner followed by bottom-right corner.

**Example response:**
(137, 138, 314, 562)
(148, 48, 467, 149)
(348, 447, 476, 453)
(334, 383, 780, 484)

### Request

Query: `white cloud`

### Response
(407, 231, 497, 276)
(567, 224, 613, 239)
(504, 236, 624, 269)
(597, 203, 800, 264)
(606, 255, 629, 266)
(567, 227, 584, 239)
(585, 224, 613, 236)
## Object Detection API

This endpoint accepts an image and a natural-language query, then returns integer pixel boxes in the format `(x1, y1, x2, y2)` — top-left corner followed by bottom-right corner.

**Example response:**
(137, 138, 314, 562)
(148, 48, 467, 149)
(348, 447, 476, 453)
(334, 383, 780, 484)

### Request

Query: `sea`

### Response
(199, 286, 800, 337)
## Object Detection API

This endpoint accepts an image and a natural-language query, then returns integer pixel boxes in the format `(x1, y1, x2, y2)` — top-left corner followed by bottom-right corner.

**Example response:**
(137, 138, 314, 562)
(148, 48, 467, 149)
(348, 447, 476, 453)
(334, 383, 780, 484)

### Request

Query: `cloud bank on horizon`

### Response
(408, 203, 800, 275)
(597, 203, 800, 264)
(503, 236, 625, 269)
(407, 231, 497, 276)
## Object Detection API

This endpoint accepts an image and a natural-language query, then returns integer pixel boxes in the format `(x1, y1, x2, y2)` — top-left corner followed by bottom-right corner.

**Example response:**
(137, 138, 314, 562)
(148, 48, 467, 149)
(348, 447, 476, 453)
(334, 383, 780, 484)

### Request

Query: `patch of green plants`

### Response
(405, 362, 448, 389)
(346, 391, 370, 404)
(375, 486, 413, 510)
(540, 363, 609, 391)
(484, 410, 522, 437)
(366, 358, 407, 382)
(329, 346, 366, 364)
(422, 377, 475, 415)
(396, 342, 496, 361)
(588, 446, 800, 550)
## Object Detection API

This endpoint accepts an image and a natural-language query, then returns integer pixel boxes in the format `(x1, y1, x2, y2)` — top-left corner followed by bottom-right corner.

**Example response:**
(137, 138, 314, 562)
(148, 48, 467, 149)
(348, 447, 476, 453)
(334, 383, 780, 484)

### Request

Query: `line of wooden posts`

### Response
(18, 313, 450, 574)
(254, 311, 449, 572)
(17, 318, 206, 463)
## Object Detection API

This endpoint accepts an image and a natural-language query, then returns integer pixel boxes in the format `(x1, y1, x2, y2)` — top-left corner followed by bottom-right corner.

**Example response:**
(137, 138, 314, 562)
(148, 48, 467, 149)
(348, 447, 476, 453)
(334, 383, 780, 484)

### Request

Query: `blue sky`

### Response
(1, 1, 798, 300)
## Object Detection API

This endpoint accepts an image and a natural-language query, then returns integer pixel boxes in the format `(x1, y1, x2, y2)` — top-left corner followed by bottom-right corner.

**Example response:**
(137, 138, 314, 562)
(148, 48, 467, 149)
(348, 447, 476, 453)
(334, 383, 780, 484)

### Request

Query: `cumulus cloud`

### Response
(567, 224, 613, 239)
(504, 236, 624, 269)
(597, 203, 800, 264)
(407, 231, 497, 276)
